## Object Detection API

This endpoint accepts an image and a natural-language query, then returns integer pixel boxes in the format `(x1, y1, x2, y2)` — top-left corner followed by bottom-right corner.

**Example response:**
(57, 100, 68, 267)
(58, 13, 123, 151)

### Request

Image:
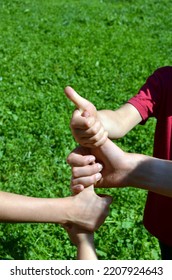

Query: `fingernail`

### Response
(97, 163, 103, 171)
(89, 156, 95, 163)
(96, 173, 102, 181)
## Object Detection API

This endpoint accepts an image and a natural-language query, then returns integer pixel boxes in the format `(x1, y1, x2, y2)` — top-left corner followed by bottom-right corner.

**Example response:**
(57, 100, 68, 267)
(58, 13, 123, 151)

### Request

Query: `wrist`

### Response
(77, 234, 95, 251)
(77, 233, 94, 246)
(76, 234, 97, 260)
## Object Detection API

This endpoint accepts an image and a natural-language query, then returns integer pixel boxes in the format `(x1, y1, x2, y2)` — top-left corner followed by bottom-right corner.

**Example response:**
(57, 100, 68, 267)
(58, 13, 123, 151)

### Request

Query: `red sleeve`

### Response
(127, 68, 163, 124)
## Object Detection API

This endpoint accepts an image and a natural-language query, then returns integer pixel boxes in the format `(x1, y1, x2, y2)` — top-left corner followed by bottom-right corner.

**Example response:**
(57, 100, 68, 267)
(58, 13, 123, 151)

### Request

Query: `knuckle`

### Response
(94, 163, 100, 173)
(89, 122, 100, 135)
(94, 133, 108, 147)
(93, 174, 100, 184)
(93, 133, 102, 142)
(87, 176, 96, 186)
(71, 177, 77, 186)
(66, 154, 72, 165)
(72, 167, 79, 178)
(95, 143, 100, 148)
(90, 126, 98, 135)
(85, 119, 92, 129)
(82, 157, 91, 165)
(70, 177, 74, 185)
(94, 140, 102, 147)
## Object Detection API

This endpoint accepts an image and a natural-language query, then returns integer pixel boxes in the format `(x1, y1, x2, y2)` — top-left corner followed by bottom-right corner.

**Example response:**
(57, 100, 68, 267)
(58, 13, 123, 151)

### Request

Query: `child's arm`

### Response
(65, 225, 97, 260)
(76, 234, 97, 260)
(68, 138, 172, 198)
(0, 189, 112, 231)
(64, 87, 141, 147)
(97, 103, 142, 139)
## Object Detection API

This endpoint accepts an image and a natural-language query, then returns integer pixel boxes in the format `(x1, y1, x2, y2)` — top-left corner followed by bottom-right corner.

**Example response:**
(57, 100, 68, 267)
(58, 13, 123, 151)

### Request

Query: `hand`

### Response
(67, 185, 113, 231)
(64, 86, 108, 147)
(67, 138, 132, 192)
(67, 145, 103, 193)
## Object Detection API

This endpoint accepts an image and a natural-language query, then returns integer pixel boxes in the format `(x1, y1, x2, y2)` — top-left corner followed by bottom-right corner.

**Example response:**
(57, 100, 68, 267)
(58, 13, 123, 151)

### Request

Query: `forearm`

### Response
(97, 103, 142, 139)
(91, 138, 172, 197)
(97, 110, 125, 139)
(0, 191, 69, 224)
(128, 154, 172, 197)
(77, 236, 97, 260)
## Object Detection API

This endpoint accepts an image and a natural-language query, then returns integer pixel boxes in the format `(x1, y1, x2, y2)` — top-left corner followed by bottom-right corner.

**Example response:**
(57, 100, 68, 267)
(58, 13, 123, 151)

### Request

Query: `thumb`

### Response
(99, 194, 113, 205)
(64, 86, 93, 114)
(85, 184, 94, 192)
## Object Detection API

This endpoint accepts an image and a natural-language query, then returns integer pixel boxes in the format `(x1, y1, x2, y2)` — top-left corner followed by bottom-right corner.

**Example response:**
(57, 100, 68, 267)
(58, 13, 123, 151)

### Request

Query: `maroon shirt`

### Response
(128, 66, 172, 245)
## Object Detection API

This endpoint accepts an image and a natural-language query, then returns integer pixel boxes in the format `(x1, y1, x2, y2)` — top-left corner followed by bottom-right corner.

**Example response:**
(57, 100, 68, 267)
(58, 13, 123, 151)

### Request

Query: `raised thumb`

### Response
(64, 86, 91, 114)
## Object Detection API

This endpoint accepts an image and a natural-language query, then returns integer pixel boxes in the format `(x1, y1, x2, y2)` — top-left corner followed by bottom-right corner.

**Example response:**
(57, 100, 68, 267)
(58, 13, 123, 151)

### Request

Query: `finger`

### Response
(71, 120, 107, 147)
(67, 152, 95, 167)
(89, 130, 108, 147)
(72, 163, 103, 178)
(68, 145, 92, 156)
(70, 110, 95, 130)
(70, 110, 87, 129)
(78, 133, 108, 148)
(70, 184, 84, 194)
(64, 86, 91, 113)
(73, 118, 101, 136)
(100, 195, 113, 205)
(71, 173, 102, 187)
(88, 124, 105, 139)
(71, 184, 95, 194)
(80, 128, 107, 144)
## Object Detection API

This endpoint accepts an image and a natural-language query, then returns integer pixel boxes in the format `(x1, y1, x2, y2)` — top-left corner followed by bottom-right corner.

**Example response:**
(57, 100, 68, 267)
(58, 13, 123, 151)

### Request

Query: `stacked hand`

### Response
(64, 86, 136, 259)
(64, 86, 132, 193)
(65, 86, 108, 147)
(67, 184, 113, 231)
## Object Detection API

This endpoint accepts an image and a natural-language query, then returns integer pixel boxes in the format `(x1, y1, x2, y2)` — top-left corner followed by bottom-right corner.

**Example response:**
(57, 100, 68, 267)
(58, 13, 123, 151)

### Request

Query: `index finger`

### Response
(67, 151, 95, 167)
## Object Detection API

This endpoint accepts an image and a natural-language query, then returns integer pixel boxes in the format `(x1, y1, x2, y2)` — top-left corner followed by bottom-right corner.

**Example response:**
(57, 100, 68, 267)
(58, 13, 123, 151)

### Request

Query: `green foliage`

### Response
(0, 0, 171, 259)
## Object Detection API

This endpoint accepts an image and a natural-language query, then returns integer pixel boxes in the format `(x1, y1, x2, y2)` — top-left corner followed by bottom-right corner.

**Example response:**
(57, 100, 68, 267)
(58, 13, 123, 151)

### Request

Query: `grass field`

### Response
(0, 0, 172, 260)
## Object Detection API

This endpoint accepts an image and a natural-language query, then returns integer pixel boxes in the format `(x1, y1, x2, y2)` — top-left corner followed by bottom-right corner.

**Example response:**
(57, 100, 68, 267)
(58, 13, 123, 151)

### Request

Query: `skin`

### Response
(65, 86, 141, 147)
(65, 225, 97, 260)
(0, 187, 112, 231)
(65, 86, 172, 198)
(68, 139, 172, 198)
(65, 86, 108, 148)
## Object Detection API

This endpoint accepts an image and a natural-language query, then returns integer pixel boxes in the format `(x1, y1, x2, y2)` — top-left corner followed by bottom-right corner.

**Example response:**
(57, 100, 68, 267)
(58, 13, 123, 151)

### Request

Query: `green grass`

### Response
(0, 0, 171, 259)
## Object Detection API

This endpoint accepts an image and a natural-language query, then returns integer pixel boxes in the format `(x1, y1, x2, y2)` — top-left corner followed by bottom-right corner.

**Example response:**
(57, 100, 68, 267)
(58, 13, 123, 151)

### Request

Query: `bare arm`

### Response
(128, 153, 172, 197)
(97, 139, 172, 198)
(64, 87, 142, 147)
(65, 86, 172, 197)
(65, 225, 97, 260)
(0, 189, 112, 231)
(0, 191, 69, 223)
(76, 235, 97, 260)
(97, 103, 142, 139)
(68, 139, 172, 198)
